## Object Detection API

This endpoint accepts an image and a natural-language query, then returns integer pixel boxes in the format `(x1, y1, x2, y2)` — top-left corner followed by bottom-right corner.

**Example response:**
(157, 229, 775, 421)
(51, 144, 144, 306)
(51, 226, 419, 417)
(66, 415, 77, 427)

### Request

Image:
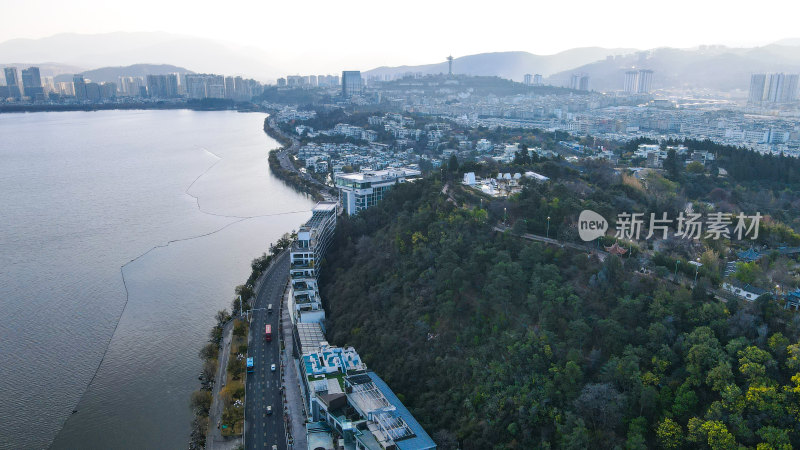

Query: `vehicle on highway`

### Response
(271, 363, 276, 372)
(268, 303, 273, 313)
(265, 324, 272, 342)
(246, 357, 254, 373)
(266, 405, 272, 415)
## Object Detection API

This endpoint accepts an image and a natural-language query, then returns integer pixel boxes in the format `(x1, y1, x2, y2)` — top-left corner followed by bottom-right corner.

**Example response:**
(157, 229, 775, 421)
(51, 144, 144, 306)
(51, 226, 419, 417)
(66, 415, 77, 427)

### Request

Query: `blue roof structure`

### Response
(737, 248, 762, 262)
(366, 372, 436, 450)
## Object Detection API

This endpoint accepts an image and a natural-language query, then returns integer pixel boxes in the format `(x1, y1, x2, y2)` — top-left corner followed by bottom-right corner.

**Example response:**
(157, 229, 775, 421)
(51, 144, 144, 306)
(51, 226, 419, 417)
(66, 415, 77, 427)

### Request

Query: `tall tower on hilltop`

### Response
(447, 55, 453, 76)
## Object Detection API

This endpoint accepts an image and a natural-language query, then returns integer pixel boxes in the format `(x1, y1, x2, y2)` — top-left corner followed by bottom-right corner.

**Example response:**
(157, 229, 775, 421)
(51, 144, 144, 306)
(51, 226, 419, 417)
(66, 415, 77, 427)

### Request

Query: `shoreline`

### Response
(0, 100, 262, 114)
(189, 114, 326, 449)
(262, 116, 335, 202)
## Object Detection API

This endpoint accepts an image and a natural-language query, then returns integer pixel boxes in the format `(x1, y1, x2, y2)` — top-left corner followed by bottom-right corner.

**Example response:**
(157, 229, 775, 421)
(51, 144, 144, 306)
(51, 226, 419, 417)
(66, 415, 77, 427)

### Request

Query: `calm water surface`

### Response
(0, 110, 314, 449)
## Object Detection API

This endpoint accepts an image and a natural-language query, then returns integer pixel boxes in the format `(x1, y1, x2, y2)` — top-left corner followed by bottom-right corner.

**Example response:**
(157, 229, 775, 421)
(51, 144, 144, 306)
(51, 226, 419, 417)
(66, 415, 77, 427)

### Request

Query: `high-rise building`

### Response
(100, 82, 117, 99)
(183, 74, 225, 99)
(783, 74, 800, 103)
(146, 74, 179, 98)
(624, 71, 639, 94)
(569, 73, 581, 90)
(288, 202, 337, 324)
(579, 74, 590, 91)
(749, 73, 799, 104)
(58, 81, 75, 96)
(73, 75, 87, 100)
(569, 73, 589, 91)
(85, 82, 102, 102)
(21, 67, 44, 99)
(524, 74, 533, 85)
(4, 67, 22, 99)
(748, 74, 767, 104)
(224, 76, 235, 99)
(533, 74, 543, 85)
(342, 70, 362, 98)
(206, 75, 225, 98)
(42, 76, 55, 94)
(118, 76, 144, 97)
(637, 69, 653, 94)
(766, 73, 785, 103)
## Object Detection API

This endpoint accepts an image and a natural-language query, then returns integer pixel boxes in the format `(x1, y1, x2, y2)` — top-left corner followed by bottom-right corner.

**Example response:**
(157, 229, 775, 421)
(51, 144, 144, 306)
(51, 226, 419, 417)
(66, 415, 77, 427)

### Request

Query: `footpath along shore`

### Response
(195, 115, 328, 449)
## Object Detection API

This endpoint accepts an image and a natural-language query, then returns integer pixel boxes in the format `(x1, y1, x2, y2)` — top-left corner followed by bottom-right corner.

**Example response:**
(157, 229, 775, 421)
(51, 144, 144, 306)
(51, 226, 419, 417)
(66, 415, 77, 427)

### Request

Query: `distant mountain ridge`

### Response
(546, 44, 800, 92)
(3, 33, 800, 90)
(364, 48, 636, 81)
(0, 32, 280, 81)
(365, 41, 800, 93)
(52, 64, 194, 84)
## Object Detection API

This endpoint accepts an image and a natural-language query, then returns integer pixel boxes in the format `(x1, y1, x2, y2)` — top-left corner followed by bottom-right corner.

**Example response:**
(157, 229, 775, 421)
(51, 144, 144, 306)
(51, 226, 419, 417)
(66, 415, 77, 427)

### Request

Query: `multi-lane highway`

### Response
(244, 251, 288, 450)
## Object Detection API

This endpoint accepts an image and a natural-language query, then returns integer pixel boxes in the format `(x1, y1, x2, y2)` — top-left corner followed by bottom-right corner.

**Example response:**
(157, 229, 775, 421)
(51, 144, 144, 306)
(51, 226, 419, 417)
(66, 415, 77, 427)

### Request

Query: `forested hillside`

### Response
(320, 178, 800, 449)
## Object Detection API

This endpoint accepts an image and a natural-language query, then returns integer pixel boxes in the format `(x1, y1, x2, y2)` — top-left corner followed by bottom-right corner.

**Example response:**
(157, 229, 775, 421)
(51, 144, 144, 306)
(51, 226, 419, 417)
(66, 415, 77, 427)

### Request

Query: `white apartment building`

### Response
(289, 202, 337, 280)
(335, 168, 421, 216)
(288, 202, 337, 325)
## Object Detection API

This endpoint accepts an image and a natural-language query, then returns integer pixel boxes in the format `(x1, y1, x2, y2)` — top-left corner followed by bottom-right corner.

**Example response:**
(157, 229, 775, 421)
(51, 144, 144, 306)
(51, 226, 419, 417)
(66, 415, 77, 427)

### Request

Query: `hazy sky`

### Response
(3, 0, 800, 72)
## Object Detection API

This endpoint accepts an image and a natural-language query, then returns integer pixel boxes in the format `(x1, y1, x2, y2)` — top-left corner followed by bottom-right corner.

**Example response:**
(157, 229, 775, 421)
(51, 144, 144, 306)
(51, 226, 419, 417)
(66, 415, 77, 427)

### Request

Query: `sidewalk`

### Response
(281, 285, 308, 450)
(207, 320, 242, 450)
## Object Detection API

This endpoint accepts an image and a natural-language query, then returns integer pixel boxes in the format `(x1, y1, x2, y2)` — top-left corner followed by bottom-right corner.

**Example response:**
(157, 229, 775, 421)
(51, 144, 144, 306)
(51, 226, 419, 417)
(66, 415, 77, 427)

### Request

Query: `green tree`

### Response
(733, 261, 763, 285)
(663, 149, 681, 179)
(190, 390, 212, 414)
(702, 420, 737, 450)
(656, 418, 683, 449)
(686, 161, 705, 174)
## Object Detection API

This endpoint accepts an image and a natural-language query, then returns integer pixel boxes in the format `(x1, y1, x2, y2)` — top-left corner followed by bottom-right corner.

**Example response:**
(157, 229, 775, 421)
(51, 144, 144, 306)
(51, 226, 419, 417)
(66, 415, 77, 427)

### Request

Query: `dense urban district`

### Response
(7, 63, 800, 449)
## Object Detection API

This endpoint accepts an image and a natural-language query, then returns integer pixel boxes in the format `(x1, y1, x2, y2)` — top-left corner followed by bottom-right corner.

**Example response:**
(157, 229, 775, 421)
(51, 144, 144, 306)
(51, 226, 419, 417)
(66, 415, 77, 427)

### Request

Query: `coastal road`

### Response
(245, 251, 289, 450)
(267, 117, 337, 202)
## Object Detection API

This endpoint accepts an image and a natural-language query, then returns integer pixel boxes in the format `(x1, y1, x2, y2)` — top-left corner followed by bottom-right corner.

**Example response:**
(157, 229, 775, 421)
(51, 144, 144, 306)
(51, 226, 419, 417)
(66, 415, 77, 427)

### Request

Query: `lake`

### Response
(0, 110, 314, 449)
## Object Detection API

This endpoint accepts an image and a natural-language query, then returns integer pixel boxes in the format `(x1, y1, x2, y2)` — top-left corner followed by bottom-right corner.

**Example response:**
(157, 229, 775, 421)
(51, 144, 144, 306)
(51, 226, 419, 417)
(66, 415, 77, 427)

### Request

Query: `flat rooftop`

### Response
(296, 322, 326, 354)
(313, 201, 338, 212)
(335, 168, 422, 183)
(307, 422, 335, 450)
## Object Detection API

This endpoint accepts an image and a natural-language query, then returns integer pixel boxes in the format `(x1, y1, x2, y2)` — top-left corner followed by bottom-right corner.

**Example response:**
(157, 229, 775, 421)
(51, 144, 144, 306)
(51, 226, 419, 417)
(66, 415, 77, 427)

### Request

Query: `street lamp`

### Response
(546, 216, 551, 239)
(689, 259, 702, 284)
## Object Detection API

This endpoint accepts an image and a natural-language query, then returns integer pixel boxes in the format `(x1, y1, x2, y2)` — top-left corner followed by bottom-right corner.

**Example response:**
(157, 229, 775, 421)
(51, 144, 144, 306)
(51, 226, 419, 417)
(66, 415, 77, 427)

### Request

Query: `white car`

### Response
(271, 363, 276, 372)
(266, 405, 272, 415)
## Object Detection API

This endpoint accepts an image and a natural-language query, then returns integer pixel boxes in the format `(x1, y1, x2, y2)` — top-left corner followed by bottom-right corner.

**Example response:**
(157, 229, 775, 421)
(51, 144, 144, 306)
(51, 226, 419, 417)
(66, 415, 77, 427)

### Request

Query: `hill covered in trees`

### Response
(319, 177, 800, 449)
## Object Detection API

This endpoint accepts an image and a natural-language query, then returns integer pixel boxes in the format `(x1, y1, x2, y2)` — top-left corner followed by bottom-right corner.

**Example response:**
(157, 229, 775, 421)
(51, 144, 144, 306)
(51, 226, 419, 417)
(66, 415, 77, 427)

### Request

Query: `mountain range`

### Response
(546, 44, 800, 93)
(363, 48, 636, 81)
(0, 32, 279, 80)
(2, 32, 800, 93)
(51, 64, 193, 84)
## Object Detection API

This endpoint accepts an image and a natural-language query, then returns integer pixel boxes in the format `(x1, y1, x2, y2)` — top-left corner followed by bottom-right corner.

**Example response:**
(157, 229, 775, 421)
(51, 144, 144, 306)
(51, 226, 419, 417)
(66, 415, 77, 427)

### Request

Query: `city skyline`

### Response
(2, 0, 800, 75)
